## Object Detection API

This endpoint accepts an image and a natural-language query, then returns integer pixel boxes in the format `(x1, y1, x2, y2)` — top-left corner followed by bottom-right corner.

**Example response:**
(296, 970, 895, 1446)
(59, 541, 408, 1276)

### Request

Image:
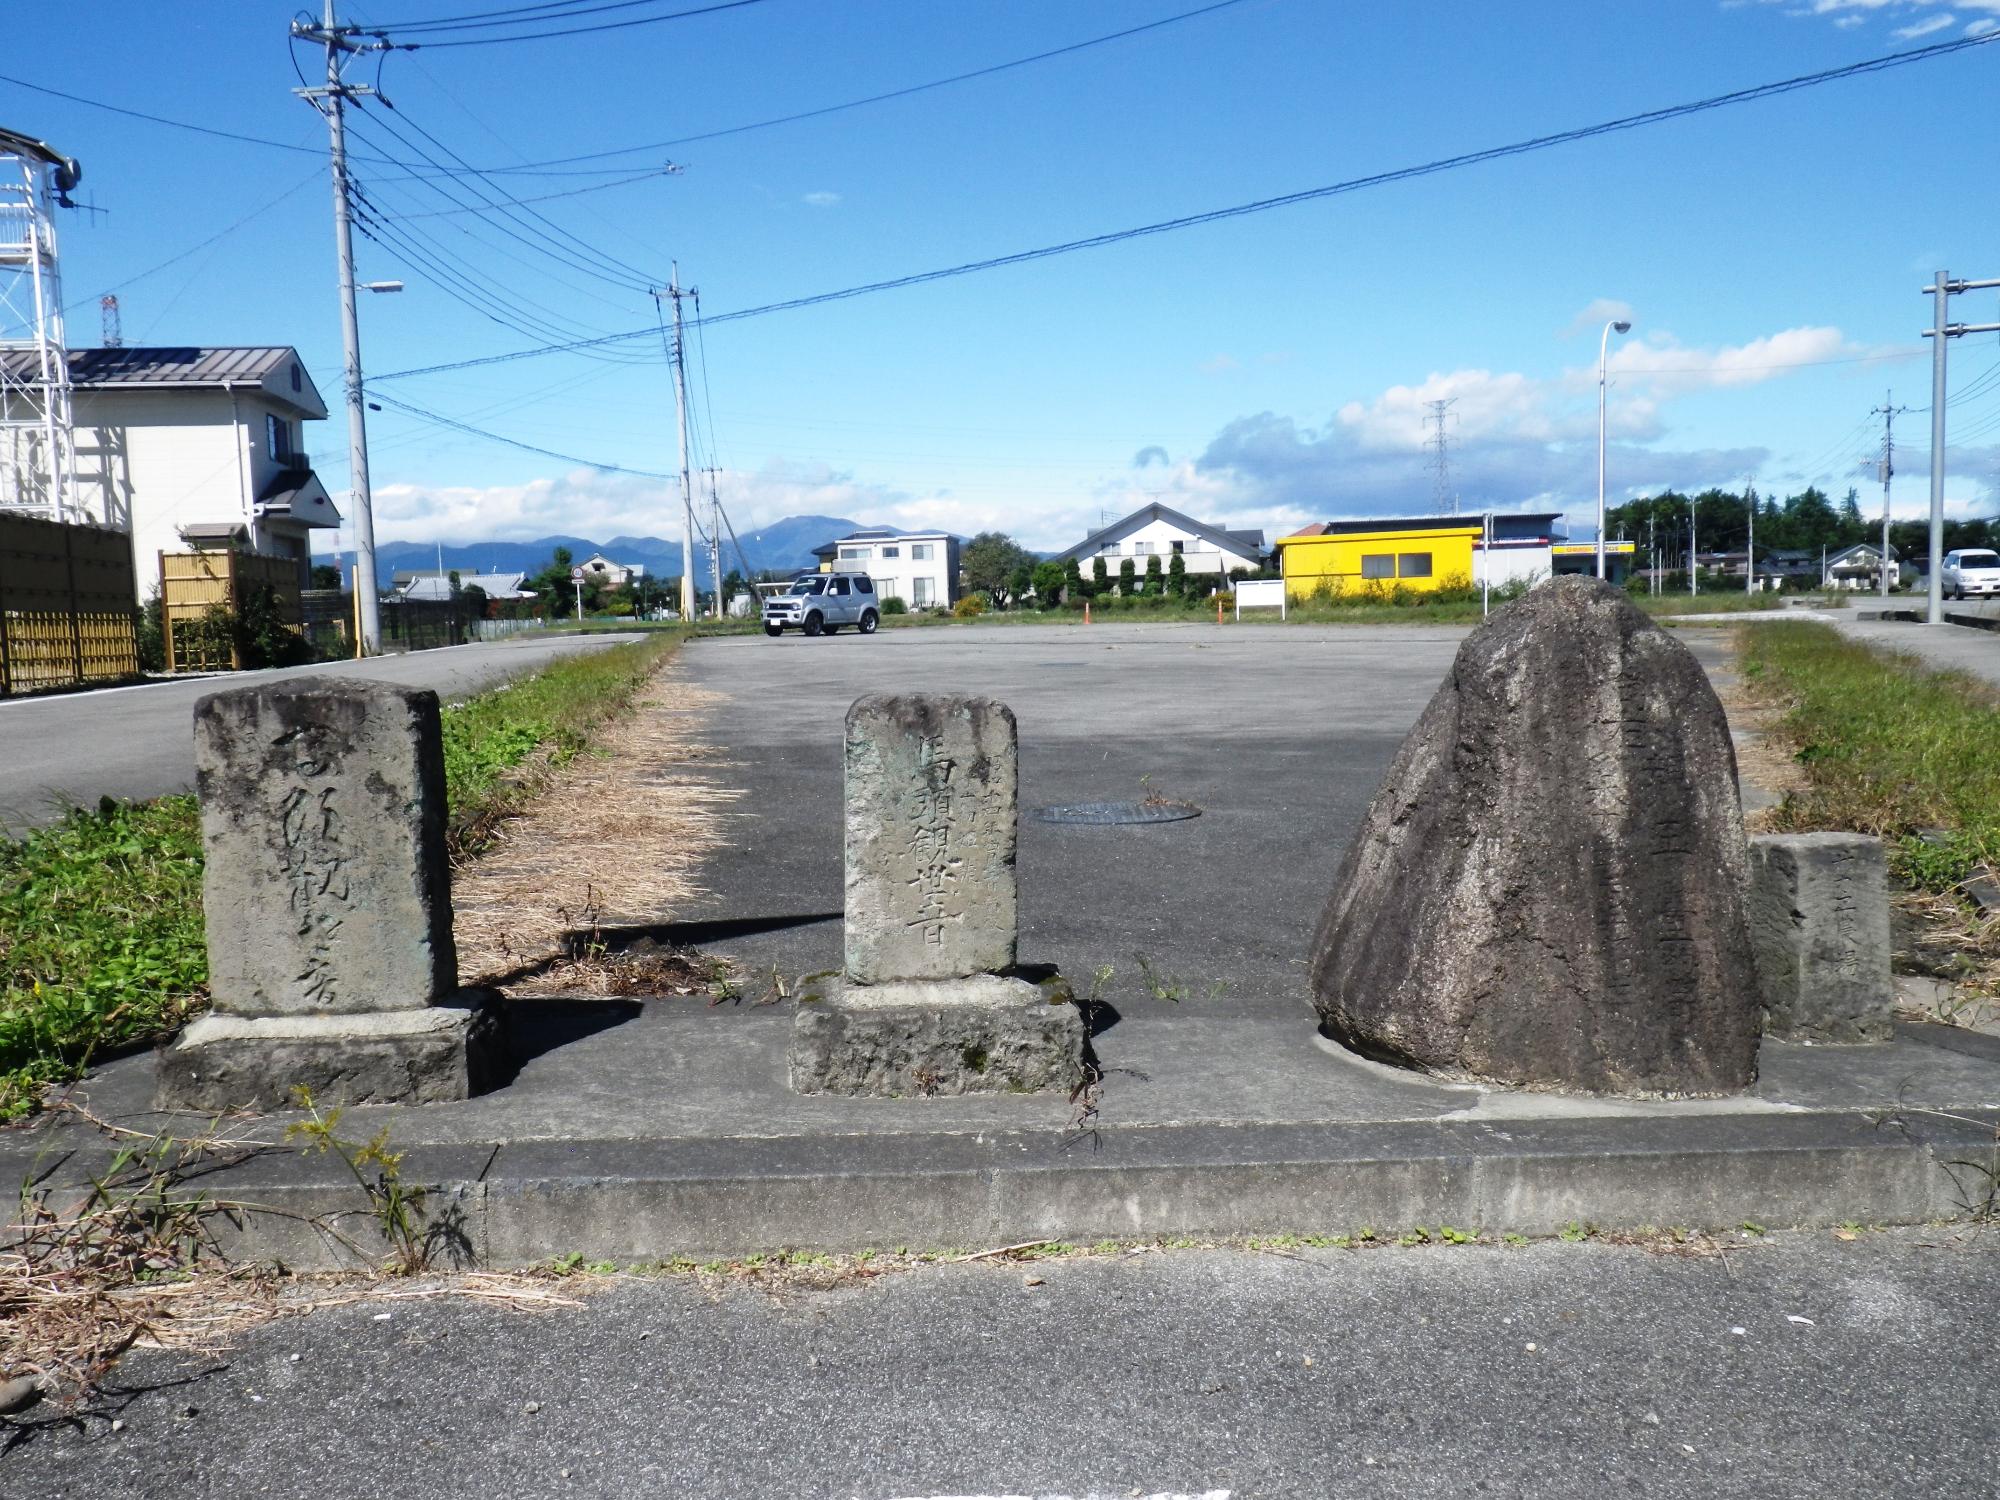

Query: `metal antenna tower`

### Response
(99, 294, 121, 348)
(1424, 398, 1458, 514)
(0, 127, 83, 522)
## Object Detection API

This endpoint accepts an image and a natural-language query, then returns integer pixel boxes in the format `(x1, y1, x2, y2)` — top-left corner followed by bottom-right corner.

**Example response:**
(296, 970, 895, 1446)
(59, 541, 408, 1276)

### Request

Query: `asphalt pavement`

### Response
(5, 1227, 1995, 1498)
(0, 632, 643, 830)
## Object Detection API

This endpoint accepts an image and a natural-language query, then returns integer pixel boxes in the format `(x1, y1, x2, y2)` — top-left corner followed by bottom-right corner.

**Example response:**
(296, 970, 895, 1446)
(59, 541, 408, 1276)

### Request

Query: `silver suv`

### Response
(1942, 548, 2000, 600)
(762, 572, 881, 637)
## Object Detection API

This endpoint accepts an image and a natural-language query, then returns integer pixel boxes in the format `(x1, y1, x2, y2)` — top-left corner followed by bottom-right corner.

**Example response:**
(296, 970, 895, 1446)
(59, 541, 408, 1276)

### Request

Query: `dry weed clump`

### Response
(452, 667, 741, 993)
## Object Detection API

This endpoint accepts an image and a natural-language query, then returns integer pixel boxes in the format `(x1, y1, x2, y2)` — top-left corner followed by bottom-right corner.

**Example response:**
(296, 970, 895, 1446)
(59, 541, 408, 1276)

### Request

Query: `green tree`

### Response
(962, 531, 1035, 608)
(309, 562, 342, 590)
(1091, 556, 1109, 597)
(1118, 557, 1136, 595)
(1032, 560, 1066, 606)
(1144, 554, 1163, 593)
(1167, 551, 1187, 597)
(1008, 563, 1034, 609)
(1062, 556, 1084, 602)
(459, 582, 489, 619)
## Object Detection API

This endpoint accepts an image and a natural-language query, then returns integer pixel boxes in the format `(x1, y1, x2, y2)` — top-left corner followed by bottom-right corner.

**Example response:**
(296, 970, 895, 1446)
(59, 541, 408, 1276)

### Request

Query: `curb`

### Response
(13, 1107, 1994, 1269)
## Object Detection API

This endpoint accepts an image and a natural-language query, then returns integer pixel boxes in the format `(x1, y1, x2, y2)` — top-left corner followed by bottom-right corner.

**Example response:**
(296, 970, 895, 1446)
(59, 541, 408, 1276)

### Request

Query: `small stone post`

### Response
(155, 678, 499, 1110)
(1748, 833, 1895, 1043)
(787, 694, 1084, 1096)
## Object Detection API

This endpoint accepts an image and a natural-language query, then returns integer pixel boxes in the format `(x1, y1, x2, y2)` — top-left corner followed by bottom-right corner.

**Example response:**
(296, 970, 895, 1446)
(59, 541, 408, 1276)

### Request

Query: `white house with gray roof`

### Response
(1051, 502, 1266, 585)
(0, 346, 338, 601)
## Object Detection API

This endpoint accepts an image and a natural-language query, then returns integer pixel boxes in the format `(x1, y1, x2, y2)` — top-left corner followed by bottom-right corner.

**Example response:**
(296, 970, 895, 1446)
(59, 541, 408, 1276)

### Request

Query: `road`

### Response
(5, 1227, 1994, 1498)
(0, 633, 642, 831)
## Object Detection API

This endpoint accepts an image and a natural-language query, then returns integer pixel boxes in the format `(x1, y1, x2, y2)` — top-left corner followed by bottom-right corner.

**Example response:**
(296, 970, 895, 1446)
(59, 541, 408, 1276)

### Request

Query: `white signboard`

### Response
(1234, 578, 1287, 620)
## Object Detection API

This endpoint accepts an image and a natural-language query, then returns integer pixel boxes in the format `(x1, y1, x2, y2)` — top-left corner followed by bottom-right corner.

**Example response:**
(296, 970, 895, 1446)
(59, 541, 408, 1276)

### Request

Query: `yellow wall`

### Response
(1277, 525, 1480, 600)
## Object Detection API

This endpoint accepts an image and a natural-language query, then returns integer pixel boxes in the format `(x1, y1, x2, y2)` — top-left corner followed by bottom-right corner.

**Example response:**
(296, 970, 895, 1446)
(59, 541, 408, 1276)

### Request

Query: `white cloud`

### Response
(1198, 353, 1240, 374)
(1561, 298, 1636, 338)
(1893, 12, 1957, 36)
(801, 190, 842, 208)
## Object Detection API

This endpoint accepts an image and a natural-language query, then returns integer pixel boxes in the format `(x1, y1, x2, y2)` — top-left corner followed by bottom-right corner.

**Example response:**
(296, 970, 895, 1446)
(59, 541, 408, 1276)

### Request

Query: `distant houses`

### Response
(390, 569, 537, 603)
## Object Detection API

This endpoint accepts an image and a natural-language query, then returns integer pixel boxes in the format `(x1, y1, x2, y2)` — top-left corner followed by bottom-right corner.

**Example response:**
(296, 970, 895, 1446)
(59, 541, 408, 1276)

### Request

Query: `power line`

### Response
(0, 69, 651, 177)
(375, 29, 2000, 383)
(369, 390, 671, 476)
(363, 0, 674, 33)
(375, 165, 674, 216)
(382, 0, 768, 47)
(510, 0, 1260, 163)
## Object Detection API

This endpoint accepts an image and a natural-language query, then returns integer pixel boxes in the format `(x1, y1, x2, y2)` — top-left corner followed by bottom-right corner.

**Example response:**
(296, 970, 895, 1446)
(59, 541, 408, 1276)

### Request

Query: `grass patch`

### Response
(441, 632, 681, 856)
(1738, 620, 2000, 891)
(0, 633, 683, 1120)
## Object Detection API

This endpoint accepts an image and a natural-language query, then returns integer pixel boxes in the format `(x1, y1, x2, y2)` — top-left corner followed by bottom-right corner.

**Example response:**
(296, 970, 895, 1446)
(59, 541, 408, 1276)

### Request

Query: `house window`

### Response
(1133, 540, 1154, 554)
(1361, 554, 1394, 580)
(1170, 540, 1185, 554)
(1099, 542, 1121, 556)
(290, 362, 302, 392)
(911, 543, 933, 561)
(265, 414, 290, 461)
(881, 546, 899, 558)
(839, 547, 867, 561)
(1398, 553, 1433, 579)
(913, 577, 932, 605)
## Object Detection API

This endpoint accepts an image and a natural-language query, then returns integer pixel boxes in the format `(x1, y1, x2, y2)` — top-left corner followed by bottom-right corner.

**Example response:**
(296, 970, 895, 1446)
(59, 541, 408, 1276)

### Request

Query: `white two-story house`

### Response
(8, 346, 340, 601)
(812, 528, 959, 609)
(1052, 502, 1265, 587)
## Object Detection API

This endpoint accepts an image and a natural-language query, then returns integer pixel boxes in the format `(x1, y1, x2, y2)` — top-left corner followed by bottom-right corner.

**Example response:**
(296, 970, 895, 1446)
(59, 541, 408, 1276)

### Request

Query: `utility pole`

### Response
(1872, 392, 1911, 599)
(1921, 270, 2000, 623)
(1424, 398, 1457, 515)
(292, 2, 390, 654)
(1689, 494, 1699, 596)
(664, 266, 696, 621)
(1745, 481, 1755, 597)
(704, 466, 723, 618)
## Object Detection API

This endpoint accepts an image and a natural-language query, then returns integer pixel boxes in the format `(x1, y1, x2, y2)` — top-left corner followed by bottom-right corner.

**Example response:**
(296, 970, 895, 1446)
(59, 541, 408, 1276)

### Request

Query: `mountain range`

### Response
(330, 514, 865, 589)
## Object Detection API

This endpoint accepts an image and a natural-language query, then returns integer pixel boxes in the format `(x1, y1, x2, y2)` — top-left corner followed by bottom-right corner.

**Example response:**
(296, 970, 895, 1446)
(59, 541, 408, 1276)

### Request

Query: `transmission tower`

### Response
(100, 294, 121, 348)
(0, 126, 83, 523)
(1424, 398, 1458, 514)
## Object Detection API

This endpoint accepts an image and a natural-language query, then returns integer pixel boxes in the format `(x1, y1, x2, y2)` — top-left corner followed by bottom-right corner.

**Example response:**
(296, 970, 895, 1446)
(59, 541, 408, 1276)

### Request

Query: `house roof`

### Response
(398, 572, 535, 602)
(0, 346, 329, 419)
(1827, 543, 1895, 564)
(1053, 502, 1266, 564)
(1276, 514, 1482, 541)
(254, 467, 340, 529)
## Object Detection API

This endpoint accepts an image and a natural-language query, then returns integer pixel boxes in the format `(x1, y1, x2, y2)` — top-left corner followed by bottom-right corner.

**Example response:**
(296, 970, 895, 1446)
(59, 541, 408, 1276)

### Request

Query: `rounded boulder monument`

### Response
(1310, 575, 1760, 1096)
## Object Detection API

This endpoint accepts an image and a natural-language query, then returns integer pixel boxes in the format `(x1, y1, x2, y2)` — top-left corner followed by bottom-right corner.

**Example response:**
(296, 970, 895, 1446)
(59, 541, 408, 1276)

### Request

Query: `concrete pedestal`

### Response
(156, 996, 502, 1111)
(788, 975, 1086, 1098)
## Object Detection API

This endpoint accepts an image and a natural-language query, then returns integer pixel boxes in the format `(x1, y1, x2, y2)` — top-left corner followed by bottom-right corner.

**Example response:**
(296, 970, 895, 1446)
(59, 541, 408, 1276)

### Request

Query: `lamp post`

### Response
(1596, 318, 1631, 579)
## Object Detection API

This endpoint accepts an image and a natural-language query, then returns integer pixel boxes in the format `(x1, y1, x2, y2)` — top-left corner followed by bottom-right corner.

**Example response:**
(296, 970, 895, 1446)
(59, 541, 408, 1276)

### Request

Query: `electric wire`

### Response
(497, 0, 1259, 164)
(356, 100, 661, 288)
(382, 0, 767, 48)
(361, 0, 678, 33)
(374, 29, 2000, 382)
(369, 390, 671, 476)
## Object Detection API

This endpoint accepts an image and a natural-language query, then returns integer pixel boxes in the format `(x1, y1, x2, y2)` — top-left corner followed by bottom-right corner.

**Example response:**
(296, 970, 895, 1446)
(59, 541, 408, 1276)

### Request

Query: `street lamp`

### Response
(1597, 317, 1631, 580)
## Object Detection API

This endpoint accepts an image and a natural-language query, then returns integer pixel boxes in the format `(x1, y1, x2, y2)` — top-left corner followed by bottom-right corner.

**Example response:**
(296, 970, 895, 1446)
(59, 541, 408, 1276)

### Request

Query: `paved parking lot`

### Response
(676, 620, 1473, 1020)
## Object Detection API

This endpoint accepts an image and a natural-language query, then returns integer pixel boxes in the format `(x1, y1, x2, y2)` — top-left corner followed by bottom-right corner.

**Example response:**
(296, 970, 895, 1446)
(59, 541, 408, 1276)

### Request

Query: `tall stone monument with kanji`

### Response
(156, 678, 498, 1111)
(788, 693, 1084, 1096)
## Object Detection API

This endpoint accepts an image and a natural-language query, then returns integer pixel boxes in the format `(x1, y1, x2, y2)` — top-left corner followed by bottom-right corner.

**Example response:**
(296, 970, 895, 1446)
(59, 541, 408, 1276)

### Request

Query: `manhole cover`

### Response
(1030, 799, 1202, 825)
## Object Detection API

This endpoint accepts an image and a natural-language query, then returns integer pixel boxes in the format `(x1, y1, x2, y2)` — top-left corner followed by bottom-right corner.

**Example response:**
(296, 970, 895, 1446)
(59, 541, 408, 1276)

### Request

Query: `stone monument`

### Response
(1310, 576, 1762, 1096)
(156, 678, 498, 1111)
(1748, 832, 1894, 1043)
(788, 693, 1084, 1096)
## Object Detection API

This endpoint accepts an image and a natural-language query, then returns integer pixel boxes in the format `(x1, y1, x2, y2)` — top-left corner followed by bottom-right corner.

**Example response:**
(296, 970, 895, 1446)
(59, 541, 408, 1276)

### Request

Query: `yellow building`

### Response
(1274, 517, 1481, 601)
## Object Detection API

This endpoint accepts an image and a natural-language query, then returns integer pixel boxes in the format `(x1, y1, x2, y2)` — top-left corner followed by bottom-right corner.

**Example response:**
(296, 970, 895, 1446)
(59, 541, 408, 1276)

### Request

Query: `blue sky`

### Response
(6, 0, 2000, 552)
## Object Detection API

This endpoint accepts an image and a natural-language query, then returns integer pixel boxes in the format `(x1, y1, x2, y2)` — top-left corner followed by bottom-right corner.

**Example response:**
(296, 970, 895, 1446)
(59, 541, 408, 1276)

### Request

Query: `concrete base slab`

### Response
(788, 974, 1086, 1097)
(154, 995, 502, 1111)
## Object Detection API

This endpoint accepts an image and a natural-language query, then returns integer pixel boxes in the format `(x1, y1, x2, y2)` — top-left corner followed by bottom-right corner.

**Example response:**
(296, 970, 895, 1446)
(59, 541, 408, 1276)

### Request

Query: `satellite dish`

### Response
(54, 158, 82, 196)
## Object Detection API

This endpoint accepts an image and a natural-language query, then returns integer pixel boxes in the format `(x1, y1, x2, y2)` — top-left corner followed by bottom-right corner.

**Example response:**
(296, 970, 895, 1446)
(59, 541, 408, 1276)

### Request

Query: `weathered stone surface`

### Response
(788, 975, 1085, 1096)
(193, 677, 457, 1017)
(843, 694, 1017, 983)
(155, 999, 501, 1111)
(1749, 833, 1894, 1043)
(1310, 576, 1761, 1096)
